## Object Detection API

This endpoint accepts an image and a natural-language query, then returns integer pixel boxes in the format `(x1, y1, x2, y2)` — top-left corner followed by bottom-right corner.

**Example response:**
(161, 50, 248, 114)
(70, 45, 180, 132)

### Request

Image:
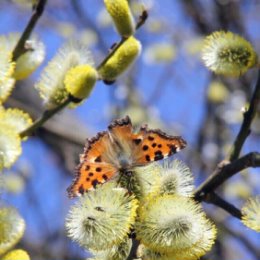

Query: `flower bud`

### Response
(0, 124, 21, 168)
(35, 41, 94, 108)
(0, 78, 15, 104)
(98, 36, 141, 81)
(0, 207, 25, 255)
(0, 50, 14, 85)
(13, 38, 45, 80)
(1, 249, 30, 260)
(136, 195, 216, 256)
(104, 0, 135, 37)
(66, 182, 138, 251)
(242, 196, 260, 232)
(202, 31, 258, 77)
(159, 160, 194, 197)
(0, 108, 32, 139)
(64, 65, 97, 100)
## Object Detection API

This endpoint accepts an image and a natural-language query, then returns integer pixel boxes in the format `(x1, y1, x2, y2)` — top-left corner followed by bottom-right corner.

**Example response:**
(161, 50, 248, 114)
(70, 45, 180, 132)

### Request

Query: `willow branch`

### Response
(195, 152, 260, 201)
(229, 70, 260, 161)
(20, 98, 71, 138)
(126, 238, 140, 260)
(204, 192, 242, 219)
(12, 0, 47, 61)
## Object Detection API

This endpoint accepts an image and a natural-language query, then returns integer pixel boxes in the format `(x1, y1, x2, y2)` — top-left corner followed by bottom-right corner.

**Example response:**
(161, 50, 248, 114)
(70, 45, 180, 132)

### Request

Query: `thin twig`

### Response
(229, 70, 260, 161)
(135, 9, 148, 30)
(20, 98, 71, 138)
(195, 152, 260, 201)
(12, 0, 48, 61)
(204, 192, 242, 219)
(126, 239, 140, 260)
(96, 37, 125, 70)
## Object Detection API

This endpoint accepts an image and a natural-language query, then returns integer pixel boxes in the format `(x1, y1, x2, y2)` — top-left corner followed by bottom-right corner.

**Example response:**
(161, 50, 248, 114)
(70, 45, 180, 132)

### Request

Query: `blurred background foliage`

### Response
(0, 0, 260, 259)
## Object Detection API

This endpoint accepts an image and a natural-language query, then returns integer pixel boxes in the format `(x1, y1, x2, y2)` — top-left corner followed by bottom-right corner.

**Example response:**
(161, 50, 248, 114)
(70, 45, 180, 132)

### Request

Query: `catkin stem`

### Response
(12, 0, 48, 61)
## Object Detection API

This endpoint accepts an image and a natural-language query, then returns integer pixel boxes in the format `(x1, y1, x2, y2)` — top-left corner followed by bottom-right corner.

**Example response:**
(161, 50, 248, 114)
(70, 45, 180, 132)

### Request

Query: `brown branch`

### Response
(126, 238, 140, 260)
(229, 70, 260, 161)
(135, 9, 148, 30)
(204, 192, 242, 219)
(195, 152, 260, 201)
(12, 0, 48, 61)
(20, 98, 71, 138)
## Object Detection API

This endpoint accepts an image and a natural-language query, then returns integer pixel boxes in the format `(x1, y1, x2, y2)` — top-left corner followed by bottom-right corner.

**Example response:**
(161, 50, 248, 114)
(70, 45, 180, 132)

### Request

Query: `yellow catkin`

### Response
(0, 51, 15, 85)
(202, 31, 258, 77)
(98, 36, 141, 81)
(13, 39, 45, 80)
(104, 0, 135, 37)
(64, 65, 97, 100)
(0, 78, 15, 104)
(136, 195, 216, 255)
(66, 183, 139, 251)
(1, 249, 30, 260)
(0, 108, 32, 139)
(0, 125, 22, 168)
(242, 196, 260, 232)
(0, 207, 25, 255)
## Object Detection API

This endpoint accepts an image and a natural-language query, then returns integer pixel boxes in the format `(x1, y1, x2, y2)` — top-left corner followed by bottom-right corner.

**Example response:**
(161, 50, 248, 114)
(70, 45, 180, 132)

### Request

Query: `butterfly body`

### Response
(68, 116, 186, 198)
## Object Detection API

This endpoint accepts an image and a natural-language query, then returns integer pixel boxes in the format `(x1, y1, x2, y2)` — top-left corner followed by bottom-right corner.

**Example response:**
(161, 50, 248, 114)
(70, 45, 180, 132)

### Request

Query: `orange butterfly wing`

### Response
(133, 126, 187, 165)
(67, 131, 117, 198)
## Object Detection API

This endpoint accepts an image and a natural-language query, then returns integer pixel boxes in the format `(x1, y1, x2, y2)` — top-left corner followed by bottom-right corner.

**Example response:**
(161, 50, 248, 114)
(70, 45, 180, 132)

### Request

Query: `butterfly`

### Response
(67, 116, 186, 198)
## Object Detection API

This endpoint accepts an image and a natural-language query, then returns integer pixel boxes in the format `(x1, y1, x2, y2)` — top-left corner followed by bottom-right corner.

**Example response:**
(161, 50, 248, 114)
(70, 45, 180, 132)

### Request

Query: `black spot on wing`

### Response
(95, 156, 102, 162)
(154, 150, 164, 161)
(148, 136, 154, 141)
(102, 174, 108, 181)
(133, 138, 142, 145)
(92, 179, 99, 188)
(145, 155, 151, 162)
(168, 145, 177, 155)
(79, 185, 84, 194)
(143, 145, 148, 151)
